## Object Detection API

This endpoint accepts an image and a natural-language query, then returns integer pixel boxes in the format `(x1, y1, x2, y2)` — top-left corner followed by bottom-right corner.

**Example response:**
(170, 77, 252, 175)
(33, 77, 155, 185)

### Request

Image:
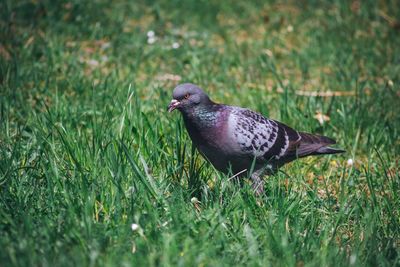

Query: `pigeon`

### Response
(167, 83, 345, 195)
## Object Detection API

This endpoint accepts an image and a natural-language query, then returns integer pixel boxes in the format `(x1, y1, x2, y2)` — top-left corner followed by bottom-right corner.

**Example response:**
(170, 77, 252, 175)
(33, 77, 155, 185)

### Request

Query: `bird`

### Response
(167, 83, 345, 195)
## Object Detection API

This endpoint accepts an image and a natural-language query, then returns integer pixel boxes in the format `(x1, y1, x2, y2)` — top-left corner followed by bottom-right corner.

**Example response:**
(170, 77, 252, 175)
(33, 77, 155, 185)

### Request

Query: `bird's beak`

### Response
(167, 99, 180, 112)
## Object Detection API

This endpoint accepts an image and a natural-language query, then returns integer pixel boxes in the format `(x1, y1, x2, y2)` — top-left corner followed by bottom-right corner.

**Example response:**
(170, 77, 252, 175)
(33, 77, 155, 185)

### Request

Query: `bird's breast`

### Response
(184, 114, 226, 149)
(182, 109, 235, 171)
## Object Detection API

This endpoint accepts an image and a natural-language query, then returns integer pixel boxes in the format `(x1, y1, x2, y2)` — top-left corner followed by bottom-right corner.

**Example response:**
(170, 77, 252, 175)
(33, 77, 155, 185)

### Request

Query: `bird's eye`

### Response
(184, 93, 190, 99)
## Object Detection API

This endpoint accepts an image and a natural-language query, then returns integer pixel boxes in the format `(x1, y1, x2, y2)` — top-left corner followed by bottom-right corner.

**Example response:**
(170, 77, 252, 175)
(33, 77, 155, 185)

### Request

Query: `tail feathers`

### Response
(298, 132, 336, 145)
(296, 132, 345, 157)
(312, 146, 346, 156)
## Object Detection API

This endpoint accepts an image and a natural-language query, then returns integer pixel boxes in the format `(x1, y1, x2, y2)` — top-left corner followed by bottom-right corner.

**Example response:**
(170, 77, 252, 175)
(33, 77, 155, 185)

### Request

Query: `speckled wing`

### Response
(227, 108, 301, 162)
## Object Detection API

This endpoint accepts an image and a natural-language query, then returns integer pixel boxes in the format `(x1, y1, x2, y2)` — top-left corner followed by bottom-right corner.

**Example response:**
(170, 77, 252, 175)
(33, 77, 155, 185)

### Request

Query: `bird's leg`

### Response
(250, 164, 277, 196)
(250, 169, 265, 196)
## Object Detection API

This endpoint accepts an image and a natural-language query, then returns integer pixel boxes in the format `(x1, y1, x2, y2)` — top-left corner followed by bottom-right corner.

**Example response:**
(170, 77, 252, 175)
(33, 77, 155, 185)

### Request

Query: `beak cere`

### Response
(167, 99, 180, 112)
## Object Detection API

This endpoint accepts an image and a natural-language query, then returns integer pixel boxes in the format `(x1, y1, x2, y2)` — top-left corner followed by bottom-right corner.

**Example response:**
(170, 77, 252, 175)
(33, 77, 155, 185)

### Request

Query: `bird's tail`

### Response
(297, 132, 345, 157)
(312, 146, 346, 155)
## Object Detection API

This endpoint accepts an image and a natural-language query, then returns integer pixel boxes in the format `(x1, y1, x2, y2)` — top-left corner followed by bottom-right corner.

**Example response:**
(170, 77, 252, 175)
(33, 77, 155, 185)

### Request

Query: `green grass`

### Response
(1, 0, 400, 266)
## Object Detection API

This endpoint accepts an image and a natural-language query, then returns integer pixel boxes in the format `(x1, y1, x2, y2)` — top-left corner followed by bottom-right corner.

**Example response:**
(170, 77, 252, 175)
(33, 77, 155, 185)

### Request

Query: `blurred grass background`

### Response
(1, 0, 399, 266)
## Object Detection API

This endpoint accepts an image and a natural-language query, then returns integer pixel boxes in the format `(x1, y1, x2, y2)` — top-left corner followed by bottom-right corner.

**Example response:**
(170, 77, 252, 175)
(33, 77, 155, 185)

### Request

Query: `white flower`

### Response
(347, 158, 354, 167)
(172, 42, 180, 49)
(147, 36, 156, 44)
(131, 223, 139, 231)
(147, 30, 155, 38)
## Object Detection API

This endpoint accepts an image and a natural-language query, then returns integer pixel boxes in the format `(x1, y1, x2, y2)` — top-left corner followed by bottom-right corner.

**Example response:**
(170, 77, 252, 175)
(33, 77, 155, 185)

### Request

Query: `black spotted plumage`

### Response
(168, 83, 345, 195)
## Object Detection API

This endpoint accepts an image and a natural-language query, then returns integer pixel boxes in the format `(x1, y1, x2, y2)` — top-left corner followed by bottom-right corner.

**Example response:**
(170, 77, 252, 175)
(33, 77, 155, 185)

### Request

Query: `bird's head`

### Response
(167, 83, 211, 113)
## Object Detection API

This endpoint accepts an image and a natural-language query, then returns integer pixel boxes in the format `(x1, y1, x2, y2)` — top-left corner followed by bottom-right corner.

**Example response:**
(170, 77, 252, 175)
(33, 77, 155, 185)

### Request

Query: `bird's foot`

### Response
(250, 173, 265, 196)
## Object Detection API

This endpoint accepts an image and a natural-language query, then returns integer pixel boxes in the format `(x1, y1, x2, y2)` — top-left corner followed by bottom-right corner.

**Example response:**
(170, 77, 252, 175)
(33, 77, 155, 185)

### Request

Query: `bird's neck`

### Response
(181, 103, 227, 148)
(182, 103, 220, 129)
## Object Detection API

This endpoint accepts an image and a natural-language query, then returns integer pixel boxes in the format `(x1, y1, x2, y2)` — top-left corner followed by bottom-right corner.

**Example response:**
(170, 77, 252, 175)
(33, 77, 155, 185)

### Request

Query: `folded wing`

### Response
(229, 108, 344, 165)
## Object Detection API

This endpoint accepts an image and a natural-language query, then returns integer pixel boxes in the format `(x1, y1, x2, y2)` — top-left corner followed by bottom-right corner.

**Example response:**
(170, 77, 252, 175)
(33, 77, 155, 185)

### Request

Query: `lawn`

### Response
(1, 0, 399, 266)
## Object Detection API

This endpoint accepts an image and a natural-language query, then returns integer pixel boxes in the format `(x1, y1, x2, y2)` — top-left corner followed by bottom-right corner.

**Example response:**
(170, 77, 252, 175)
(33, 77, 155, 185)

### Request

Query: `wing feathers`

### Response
(294, 132, 343, 157)
(230, 108, 344, 164)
